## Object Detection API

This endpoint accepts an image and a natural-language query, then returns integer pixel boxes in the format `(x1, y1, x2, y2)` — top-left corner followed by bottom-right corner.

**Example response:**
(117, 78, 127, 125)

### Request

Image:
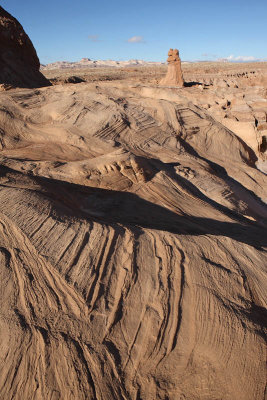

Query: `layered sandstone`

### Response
(0, 6, 50, 88)
(160, 48, 184, 86)
(0, 79, 266, 400)
(0, 14, 266, 399)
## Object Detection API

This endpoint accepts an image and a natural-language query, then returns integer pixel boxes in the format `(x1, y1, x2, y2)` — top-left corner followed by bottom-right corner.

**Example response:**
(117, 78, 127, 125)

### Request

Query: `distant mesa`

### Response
(0, 6, 50, 88)
(41, 58, 165, 70)
(160, 48, 184, 87)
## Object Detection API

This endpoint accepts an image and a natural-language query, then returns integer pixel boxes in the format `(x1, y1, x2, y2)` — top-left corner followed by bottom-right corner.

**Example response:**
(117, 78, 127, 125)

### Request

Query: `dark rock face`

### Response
(64, 76, 86, 84)
(0, 6, 50, 88)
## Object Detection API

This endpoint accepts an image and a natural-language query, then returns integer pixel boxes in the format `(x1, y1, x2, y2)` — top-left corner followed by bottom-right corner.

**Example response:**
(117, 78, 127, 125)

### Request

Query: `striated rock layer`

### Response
(0, 80, 266, 400)
(0, 6, 50, 88)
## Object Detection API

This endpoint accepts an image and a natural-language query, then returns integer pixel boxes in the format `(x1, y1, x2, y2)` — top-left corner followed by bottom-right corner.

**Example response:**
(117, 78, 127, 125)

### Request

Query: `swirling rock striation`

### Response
(0, 72, 266, 399)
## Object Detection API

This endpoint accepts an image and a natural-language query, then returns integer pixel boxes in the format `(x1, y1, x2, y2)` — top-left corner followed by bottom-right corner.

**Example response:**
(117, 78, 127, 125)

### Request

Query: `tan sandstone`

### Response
(160, 48, 184, 87)
(0, 8, 266, 400)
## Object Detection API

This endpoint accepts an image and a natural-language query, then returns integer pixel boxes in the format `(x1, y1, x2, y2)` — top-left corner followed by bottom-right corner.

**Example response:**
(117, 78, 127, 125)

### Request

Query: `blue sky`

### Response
(1, 0, 267, 63)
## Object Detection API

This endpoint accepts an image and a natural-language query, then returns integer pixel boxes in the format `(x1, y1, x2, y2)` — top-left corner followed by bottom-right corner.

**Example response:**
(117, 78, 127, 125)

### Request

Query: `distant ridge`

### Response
(41, 58, 165, 70)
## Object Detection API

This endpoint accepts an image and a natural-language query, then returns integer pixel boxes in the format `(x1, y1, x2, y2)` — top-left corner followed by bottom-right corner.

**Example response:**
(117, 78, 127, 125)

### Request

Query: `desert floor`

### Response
(0, 62, 266, 400)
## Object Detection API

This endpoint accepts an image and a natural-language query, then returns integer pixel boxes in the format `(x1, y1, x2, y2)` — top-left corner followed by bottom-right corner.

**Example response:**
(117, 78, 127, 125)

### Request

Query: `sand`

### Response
(0, 64, 266, 400)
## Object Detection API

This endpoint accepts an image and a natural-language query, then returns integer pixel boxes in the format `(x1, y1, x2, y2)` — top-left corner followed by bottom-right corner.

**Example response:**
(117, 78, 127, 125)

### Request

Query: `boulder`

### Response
(0, 6, 50, 88)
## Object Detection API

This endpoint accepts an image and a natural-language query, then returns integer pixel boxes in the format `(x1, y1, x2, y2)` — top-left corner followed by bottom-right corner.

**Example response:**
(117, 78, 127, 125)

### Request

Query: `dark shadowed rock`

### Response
(64, 76, 86, 84)
(0, 6, 51, 88)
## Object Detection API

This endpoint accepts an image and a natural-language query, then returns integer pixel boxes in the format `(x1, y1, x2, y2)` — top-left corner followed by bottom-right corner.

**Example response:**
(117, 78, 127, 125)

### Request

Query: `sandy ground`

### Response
(0, 63, 266, 400)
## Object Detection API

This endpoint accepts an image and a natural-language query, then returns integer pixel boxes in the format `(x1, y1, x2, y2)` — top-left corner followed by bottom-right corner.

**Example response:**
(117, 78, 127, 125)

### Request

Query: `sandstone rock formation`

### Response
(0, 78, 266, 399)
(0, 6, 50, 88)
(150, 61, 267, 168)
(0, 22, 267, 397)
(160, 48, 184, 86)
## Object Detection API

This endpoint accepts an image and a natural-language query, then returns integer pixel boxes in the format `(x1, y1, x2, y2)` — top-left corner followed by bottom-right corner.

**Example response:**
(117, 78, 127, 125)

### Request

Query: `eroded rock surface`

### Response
(0, 6, 50, 88)
(160, 48, 184, 87)
(0, 80, 266, 400)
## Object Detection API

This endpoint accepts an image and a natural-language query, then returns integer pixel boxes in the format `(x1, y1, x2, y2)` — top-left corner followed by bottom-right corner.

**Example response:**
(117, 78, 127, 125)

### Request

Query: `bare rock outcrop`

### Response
(0, 56, 267, 399)
(0, 82, 266, 400)
(160, 48, 184, 86)
(0, 6, 50, 88)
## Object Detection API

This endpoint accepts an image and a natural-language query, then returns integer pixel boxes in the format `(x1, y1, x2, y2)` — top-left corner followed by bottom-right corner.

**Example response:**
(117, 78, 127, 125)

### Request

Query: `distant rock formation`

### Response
(0, 6, 50, 88)
(41, 58, 164, 70)
(160, 48, 184, 87)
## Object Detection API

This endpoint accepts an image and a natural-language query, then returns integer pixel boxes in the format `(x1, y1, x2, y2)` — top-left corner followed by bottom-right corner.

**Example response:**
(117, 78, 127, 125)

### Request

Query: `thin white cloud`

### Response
(217, 55, 266, 62)
(88, 35, 100, 42)
(127, 36, 145, 43)
(228, 55, 256, 61)
(201, 53, 217, 59)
